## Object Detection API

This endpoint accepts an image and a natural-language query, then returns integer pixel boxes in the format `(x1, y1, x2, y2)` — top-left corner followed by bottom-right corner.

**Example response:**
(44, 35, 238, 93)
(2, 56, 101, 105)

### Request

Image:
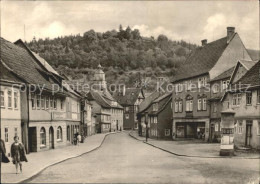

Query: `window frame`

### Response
(4, 127, 9, 143)
(57, 126, 62, 141)
(202, 98, 207, 111)
(178, 100, 183, 113)
(40, 127, 46, 147)
(1, 90, 5, 108)
(7, 90, 12, 109)
(46, 96, 49, 109)
(36, 95, 41, 109)
(246, 91, 252, 106)
(14, 91, 18, 109)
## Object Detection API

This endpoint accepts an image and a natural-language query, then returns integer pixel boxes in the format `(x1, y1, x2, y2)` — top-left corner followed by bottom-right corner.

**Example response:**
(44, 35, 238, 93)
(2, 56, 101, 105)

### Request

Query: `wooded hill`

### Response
(26, 25, 198, 90)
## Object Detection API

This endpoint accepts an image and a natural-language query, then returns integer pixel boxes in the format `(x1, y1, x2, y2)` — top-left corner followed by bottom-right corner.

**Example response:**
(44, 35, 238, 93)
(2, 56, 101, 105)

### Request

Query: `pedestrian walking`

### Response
(74, 132, 79, 145)
(0, 139, 10, 163)
(10, 136, 28, 174)
(77, 133, 81, 146)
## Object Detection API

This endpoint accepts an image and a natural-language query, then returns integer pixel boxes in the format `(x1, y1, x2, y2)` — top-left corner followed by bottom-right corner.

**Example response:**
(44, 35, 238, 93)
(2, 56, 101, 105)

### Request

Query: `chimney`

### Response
(201, 39, 207, 46)
(227, 27, 235, 43)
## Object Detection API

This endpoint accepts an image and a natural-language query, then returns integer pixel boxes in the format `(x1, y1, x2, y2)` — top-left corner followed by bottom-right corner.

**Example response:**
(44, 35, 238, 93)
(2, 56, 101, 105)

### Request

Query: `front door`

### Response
(28, 127, 37, 152)
(245, 121, 252, 147)
(49, 126, 54, 149)
(176, 125, 185, 138)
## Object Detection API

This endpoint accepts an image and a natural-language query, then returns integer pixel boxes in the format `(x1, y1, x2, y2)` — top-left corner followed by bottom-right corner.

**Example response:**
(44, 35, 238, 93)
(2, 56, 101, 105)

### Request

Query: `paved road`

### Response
(27, 132, 259, 184)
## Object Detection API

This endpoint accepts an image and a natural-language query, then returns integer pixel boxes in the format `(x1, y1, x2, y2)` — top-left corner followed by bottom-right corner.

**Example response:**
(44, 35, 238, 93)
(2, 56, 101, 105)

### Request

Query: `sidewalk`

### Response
(129, 131, 260, 159)
(1, 132, 117, 183)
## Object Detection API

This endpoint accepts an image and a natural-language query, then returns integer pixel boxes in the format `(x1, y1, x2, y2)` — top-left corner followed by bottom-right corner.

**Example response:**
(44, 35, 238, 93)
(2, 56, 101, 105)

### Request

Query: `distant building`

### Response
(113, 87, 145, 130)
(86, 64, 123, 133)
(171, 27, 252, 141)
(222, 60, 260, 149)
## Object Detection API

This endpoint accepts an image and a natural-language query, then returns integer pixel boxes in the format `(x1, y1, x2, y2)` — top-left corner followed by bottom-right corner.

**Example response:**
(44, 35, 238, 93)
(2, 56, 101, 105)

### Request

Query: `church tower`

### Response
(93, 64, 107, 91)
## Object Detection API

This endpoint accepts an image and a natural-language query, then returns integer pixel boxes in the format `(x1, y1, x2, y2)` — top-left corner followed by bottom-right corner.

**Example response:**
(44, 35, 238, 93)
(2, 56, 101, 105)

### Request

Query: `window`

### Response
(186, 95, 193, 112)
(5, 127, 8, 142)
(46, 97, 49, 109)
(257, 121, 260, 135)
(40, 127, 46, 146)
(8, 90, 12, 108)
(125, 114, 129, 119)
(257, 90, 260, 104)
(178, 100, 183, 112)
(54, 98, 57, 109)
(57, 126, 62, 141)
(213, 84, 219, 93)
(238, 121, 243, 134)
(222, 80, 229, 90)
(176, 83, 182, 92)
(153, 103, 158, 111)
(31, 93, 35, 109)
(165, 129, 170, 136)
(60, 100, 64, 110)
(237, 93, 242, 105)
(213, 102, 217, 113)
(202, 98, 207, 111)
(50, 97, 53, 109)
(175, 102, 178, 112)
(187, 80, 192, 91)
(67, 126, 70, 141)
(125, 107, 129, 112)
(232, 94, 239, 106)
(246, 92, 252, 105)
(41, 96, 45, 109)
(14, 91, 18, 109)
(198, 78, 202, 88)
(215, 123, 219, 132)
(154, 117, 157, 124)
(37, 95, 41, 109)
(198, 99, 202, 111)
(1, 90, 4, 107)
(14, 127, 18, 137)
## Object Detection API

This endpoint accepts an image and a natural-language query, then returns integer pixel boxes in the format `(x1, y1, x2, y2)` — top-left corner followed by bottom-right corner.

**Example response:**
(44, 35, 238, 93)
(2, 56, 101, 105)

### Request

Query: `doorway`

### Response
(49, 126, 54, 149)
(245, 121, 252, 147)
(28, 127, 37, 152)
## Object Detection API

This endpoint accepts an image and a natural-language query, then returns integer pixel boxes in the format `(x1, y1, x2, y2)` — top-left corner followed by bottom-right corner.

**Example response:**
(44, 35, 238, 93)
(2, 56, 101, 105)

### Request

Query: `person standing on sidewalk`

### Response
(10, 136, 28, 174)
(0, 139, 10, 163)
(77, 133, 81, 146)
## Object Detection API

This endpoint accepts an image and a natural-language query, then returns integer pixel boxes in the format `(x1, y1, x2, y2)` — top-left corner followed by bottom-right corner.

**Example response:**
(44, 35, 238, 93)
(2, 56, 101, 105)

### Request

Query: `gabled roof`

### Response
(138, 91, 161, 113)
(149, 93, 172, 115)
(0, 60, 24, 84)
(229, 59, 257, 84)
(211, 66, 235, 82)
(113, 88, 144, 106)
(234, 60, 260, 87)
(172, 36, 231, 83)
(1, 37, 64, 93)
(87, 91, 111, 108)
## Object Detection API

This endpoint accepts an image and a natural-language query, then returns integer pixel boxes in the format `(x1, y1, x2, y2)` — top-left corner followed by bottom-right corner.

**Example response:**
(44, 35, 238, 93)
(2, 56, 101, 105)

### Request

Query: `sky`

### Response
(1, 1, 259, 49)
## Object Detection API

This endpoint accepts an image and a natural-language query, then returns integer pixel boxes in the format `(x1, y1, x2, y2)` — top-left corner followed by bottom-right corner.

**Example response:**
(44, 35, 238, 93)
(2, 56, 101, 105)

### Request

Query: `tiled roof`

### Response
(172, 36, 229, 83)
(0, 61, 24, 84)
(138, 91, 161, 113)
(211, 66, 235, 82)
(87, 91, 111, 108)
(149, 93, 172, 115)
(234, 60, 260, 88)
(1, 38, 64, 93)
(239, 59, 257, 70)
(113, 88, 143, 106)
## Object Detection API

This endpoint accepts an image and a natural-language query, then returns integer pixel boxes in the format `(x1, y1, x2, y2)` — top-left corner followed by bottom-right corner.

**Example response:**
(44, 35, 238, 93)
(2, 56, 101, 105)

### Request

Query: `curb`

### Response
(18, 132, 120, 184)
(129, 131, 260, 160)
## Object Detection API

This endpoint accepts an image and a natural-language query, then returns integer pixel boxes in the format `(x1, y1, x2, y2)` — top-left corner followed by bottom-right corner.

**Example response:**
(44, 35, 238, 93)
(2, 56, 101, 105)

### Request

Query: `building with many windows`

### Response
(113, 87, 145, 130)
(171, 27, 252, 141)
(221, 60, 260, 149)
(0, 60, 24, 156)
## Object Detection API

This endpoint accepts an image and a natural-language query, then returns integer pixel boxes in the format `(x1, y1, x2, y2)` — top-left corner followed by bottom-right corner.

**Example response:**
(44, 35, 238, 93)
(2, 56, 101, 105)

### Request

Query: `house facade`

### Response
(222, 61, 260, 149)
(171, 27, 252, 142)
(148, 93, 173, 139)
(0, 61, 24, 156)
(113, 88, 145, 130)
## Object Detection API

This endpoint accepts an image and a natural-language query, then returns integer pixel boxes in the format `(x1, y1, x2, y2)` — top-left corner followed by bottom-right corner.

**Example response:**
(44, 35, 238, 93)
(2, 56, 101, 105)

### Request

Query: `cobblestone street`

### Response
(26, 132, 259, 184)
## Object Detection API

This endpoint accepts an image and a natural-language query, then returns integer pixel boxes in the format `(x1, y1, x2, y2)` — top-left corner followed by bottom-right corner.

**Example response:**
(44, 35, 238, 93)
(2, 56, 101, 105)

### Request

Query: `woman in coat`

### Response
(0, 139, 10, 163)
(10, 136, 28, 174)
